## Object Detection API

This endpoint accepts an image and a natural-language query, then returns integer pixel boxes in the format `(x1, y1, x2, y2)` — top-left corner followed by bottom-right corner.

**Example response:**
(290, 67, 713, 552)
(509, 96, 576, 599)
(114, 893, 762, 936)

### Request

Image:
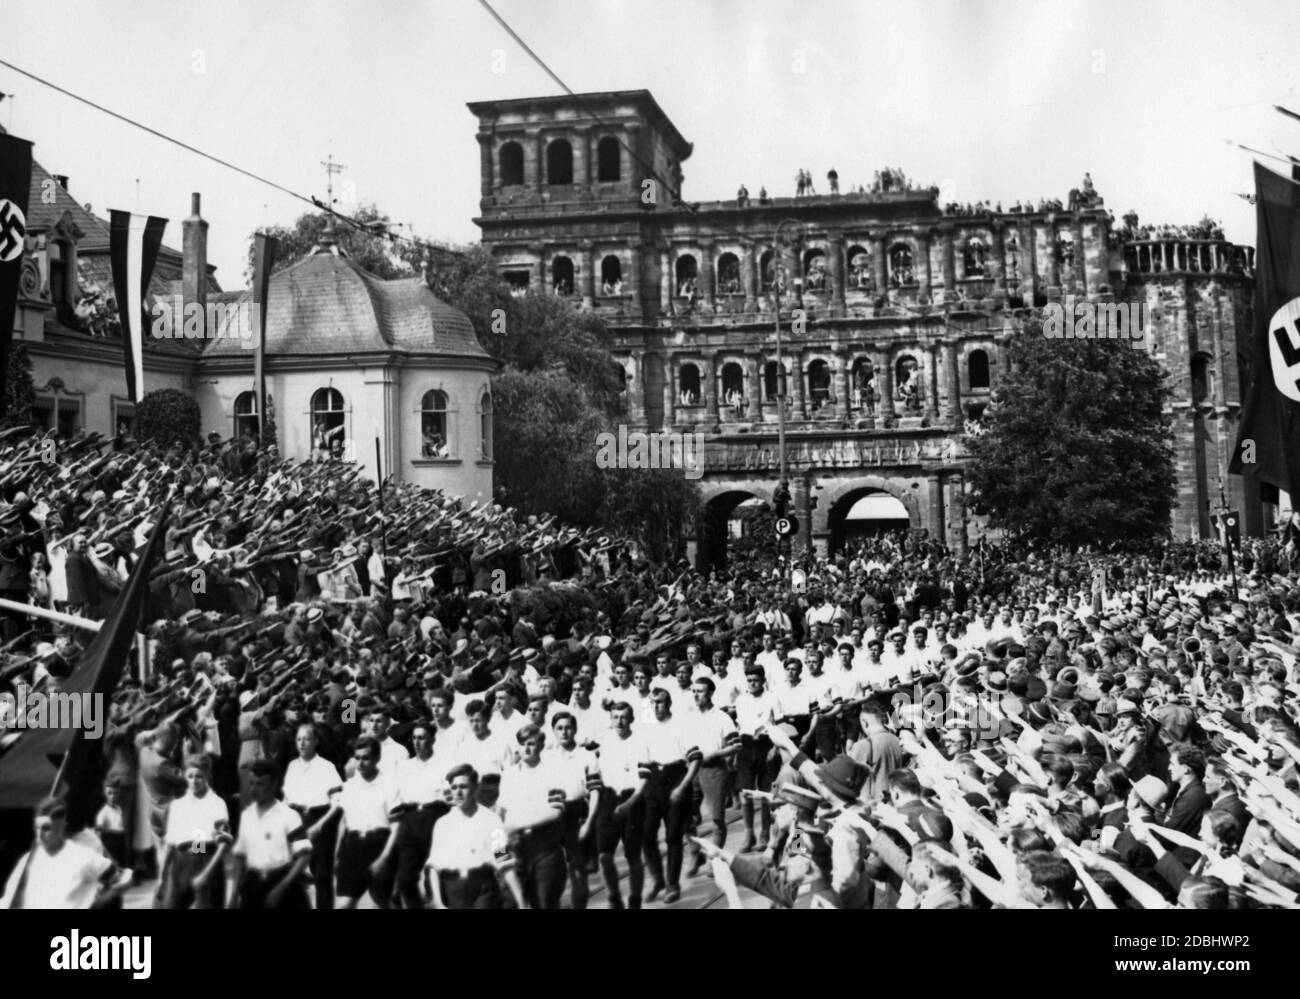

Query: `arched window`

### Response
(546, 139, 573, 185)
(1057, 234, 1076, 274)
(894, 356, 922, 412)
(551, 256, 575, 296)
(601, 255, 623, 294)
(968, 349, 990, 390)
(499, 141, 524, 186)
(763, 361, 781, 401)
(310, 387, 347, 460)
(717, 253, 741, 295)
(759, 250, 776, 291)
(420, 389, 455, 458)
(807, 359, 832, 410)
(597, 136, 620, 181)
(847, 245, 870, 289)
(478, 391, 494, 460)
(850, 357, 874, 410)
(675, 254, 699, 297)
(678, 363, 701, 406)
(803, 248, 828, 291)
(964, 236, 987, 277)
(234, 391, 259, 440)
(720, 362, 744, 404)
(888, 243, 914, 287)
(1191, 354, 1213, 406)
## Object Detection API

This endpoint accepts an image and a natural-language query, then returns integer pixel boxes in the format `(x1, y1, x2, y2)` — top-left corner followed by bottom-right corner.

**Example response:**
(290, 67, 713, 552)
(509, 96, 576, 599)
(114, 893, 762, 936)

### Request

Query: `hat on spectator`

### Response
(1133, 775, 1169, 810)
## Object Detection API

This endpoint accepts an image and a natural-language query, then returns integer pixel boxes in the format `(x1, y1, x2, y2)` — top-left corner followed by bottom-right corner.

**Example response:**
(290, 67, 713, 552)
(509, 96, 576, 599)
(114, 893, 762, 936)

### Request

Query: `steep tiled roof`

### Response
(203, 250, 490, 360)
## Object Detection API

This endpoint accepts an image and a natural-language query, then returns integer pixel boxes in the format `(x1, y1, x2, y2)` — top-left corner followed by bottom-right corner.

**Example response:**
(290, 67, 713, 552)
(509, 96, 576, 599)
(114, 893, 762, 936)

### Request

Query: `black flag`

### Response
(0, 133, 32, 417)
(1230, 163, 1300, 503)
(0, 504, 169, 826)
(109, 210, 168, 402)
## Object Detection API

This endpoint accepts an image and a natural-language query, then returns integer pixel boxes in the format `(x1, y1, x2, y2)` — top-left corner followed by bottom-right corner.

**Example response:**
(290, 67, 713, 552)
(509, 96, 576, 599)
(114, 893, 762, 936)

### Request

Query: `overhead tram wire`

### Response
(0, 57, 465, 260)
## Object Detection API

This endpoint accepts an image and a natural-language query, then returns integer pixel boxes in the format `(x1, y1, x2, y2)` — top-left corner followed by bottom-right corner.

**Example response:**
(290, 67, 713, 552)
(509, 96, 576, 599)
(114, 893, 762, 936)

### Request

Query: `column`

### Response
(994, 335, 1010, 380)
(1020, 220, 1037, 301)
(914, 227, 933, 302)
(989, 220, 1007, 300)
(747, 354, 762, 420)
(530, 243, 545, 293)
(877, 350, 895, 425)
(529, 129, 545, 194)
(625, 239, 642, 314)
(700, 239, 716, 311)
(1042, 217, 1060, 292)
(925, 343, 940, 419)
(742, 245, 757, 313)
(1071, 216, 1087, 295)
(580, 241, 595, 309)
(939, 224, 957, 303)
(870, 232, 888, 300)
(659, 247, 673, 316)
(840, 352, 854, 415)
(477, 134, 493, 196)
(630, 353, 646, 425)
(665, 356, 677, 426)
(622, 122, 641, 196)
(944, 341, 961, 425)
(574, 126, 592, 187)
(791, 350, 806, 419)
(927, 473, 944, 543)
(828, 232, 847, 314)
(947, 472, 969, 553)
(706, 351, 720, 422)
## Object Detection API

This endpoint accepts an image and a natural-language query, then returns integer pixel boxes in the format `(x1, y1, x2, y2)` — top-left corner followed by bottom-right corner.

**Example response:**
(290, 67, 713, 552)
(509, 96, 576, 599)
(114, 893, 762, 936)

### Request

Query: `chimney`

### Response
(53, 175, 69, 189)
(182, 192, 208, 311)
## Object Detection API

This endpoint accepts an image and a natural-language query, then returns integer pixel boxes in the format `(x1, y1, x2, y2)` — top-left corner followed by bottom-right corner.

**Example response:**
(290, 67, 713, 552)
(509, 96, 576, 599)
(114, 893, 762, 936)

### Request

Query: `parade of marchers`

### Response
(1, 427, 1300, 911)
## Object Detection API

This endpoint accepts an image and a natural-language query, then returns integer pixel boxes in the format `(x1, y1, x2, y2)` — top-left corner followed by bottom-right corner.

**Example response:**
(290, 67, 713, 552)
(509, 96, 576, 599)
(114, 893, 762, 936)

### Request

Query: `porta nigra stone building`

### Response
(467, 90, 1264, 565)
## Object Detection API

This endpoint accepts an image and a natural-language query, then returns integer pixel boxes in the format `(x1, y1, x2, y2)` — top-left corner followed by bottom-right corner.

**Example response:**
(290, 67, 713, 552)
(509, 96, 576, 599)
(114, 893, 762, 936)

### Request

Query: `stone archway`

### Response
(698, 484, 774, 571)
(825, 478, 920, 552)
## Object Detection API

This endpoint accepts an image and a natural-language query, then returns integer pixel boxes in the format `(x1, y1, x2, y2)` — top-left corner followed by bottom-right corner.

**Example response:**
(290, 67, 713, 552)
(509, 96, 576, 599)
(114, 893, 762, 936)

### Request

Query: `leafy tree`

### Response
(247, 204, 423, 281)
(966, 321, 1175, 547)
(599, 466, 699, 564)
(136, 388, 201, 449)
(0, 344, 35, 428)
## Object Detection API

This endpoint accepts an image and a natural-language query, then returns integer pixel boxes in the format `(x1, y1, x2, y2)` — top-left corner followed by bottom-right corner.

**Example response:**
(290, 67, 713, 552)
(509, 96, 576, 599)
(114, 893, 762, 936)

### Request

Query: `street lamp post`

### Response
(771, 219, 805, 486)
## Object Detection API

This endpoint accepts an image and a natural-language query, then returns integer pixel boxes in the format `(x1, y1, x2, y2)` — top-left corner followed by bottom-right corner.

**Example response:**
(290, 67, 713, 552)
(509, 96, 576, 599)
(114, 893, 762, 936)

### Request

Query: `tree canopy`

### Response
(966, 322, 1176, 547)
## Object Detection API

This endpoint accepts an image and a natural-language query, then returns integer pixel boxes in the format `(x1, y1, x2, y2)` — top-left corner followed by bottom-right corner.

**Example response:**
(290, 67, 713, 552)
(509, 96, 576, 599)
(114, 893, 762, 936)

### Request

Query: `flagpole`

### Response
(375, 437, 388, 569)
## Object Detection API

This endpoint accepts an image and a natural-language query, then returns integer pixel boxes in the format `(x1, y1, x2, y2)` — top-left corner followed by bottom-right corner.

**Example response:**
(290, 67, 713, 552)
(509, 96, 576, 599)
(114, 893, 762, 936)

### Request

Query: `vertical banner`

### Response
(109, 210, 168, 402)
(1230, 163, 1300, 504)
(0, 134, 33, 417)
(251, 232, 278, 437)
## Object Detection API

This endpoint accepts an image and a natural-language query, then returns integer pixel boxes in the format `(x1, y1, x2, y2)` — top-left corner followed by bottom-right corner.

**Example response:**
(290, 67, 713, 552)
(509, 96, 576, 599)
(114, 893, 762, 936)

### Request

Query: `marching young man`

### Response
(334, 737, 400, 909)
(425, 764, 526, 909)
(230, 759, 312, 909)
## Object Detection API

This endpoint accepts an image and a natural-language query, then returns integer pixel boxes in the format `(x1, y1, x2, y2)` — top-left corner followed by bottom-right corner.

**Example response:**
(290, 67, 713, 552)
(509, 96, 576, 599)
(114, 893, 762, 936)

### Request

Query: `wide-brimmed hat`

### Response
(814, 755, 868, 802)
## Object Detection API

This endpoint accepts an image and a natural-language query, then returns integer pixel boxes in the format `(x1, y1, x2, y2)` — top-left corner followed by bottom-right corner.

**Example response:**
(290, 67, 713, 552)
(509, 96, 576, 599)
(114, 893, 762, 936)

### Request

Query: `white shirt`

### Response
(453, 729, 512, 778)
(596, 730, 647, 793)
(397, 753, 452, 806)
(640, 714, 694, 764)
(164, 791, 230, 846)
(498, 759, 565, 826)
(0, 840, 111, 909)
(546, 744, 598, 801)
(775, 681, 813, 718)
(734, 690, 777, 737)
(690, 707, 739, 760)
(338, 773, 399, 833)
(427, 805, 509, 873)
(283, 754, 343, 810)
(376, 736, 411, 778)
(234, 800, 309, 872)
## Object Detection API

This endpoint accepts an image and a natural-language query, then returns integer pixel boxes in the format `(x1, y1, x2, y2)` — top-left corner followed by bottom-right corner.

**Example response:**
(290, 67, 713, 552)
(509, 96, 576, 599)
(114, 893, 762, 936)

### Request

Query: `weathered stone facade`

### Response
(468, 90, 1263, 560)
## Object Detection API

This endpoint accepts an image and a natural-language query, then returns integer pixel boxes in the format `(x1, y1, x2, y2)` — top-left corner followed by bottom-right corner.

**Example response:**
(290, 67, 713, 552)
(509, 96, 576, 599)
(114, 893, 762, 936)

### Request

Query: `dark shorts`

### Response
(439, 867, 502, 909)
(596, 789, 645, 855)
(737, 735, 776, 791)
(336, 829, 390, 900)
(697, 762, 730, 823)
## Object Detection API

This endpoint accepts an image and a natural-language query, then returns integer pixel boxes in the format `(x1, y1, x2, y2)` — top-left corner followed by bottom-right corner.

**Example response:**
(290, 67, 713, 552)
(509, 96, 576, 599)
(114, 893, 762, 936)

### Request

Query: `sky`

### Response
(7, 0, 1300, 287)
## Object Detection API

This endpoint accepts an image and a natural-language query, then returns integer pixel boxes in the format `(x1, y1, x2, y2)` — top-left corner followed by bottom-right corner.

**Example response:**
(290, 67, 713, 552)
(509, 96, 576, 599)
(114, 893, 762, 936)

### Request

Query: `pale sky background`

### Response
(7, 0, 1300, 287)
